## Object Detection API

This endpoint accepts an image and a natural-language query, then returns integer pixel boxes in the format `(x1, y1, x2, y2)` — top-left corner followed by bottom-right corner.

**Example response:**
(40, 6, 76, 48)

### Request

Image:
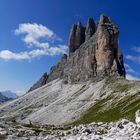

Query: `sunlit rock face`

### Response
(95, 15, 125, 78)
(29, 15, 126, 91)
(62, 15, 125, 83)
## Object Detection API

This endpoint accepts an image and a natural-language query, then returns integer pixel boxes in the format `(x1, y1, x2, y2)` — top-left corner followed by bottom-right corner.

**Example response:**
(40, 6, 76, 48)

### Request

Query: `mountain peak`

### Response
(29, 15, 126, 92)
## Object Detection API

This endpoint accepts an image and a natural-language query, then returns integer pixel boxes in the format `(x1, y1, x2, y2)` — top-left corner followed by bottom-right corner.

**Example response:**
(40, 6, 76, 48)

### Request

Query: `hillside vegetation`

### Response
(73, 78, 140, 125)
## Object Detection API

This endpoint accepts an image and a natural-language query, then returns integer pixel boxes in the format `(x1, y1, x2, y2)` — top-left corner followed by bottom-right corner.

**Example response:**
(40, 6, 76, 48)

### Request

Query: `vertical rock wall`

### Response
(28, 15, 126, 92)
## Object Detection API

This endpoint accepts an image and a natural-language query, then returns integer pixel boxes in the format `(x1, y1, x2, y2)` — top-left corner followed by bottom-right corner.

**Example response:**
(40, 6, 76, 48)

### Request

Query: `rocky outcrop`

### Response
(62, 15, 125, 83)
(46, 54, 67, 83)
(28, 15, 125, 92)
(85, 18, 96, 41)
(95, 15, 125, 77)
(28, 72, 48, 92)
(69, 22, 85, 54)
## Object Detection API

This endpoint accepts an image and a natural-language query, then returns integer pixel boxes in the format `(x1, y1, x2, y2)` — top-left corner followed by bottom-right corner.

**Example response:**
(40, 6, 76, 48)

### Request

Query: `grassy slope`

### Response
(72, 78, 140, 125)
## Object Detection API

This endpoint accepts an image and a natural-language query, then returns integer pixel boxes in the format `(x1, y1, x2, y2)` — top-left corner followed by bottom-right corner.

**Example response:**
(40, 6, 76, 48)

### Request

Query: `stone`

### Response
(69, 22, 85, 54)
(46, 54, 67, 82)
(83, 128, 92, 134)
(28, 72, 48, 92)
(28, 15, 126, 92)
(85, 18, 96, 41)
(95, 15, 125, 77)
(136, 110, 140, 125)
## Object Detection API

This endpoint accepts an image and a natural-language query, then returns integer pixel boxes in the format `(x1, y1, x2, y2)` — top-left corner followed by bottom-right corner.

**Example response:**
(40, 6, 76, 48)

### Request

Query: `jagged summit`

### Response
(69, 22, 85, 54)
(85, 18, 96, 41)
(29, 15, 126, 92)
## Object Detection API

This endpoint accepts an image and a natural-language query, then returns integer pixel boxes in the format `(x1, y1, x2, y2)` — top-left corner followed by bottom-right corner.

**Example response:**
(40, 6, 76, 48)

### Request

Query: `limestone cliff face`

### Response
(95, 15, 125, 77)
(28, 15, 125, 92)
(85, 18, 96, 41)
(47, 54, 67, 82)
(69, 22, 85, 54)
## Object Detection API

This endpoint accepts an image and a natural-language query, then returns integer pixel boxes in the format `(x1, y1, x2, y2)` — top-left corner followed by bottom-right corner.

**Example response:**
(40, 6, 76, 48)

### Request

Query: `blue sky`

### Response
(0, 0, 140, 95)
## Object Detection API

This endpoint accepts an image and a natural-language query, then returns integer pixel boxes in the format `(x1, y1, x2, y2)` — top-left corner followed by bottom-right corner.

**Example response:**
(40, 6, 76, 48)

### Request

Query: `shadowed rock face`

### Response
(85, 18, 96, 41)
(69, 22, 85, 54)
(28, 73, 48, 92)
(28, 15, 126, 92)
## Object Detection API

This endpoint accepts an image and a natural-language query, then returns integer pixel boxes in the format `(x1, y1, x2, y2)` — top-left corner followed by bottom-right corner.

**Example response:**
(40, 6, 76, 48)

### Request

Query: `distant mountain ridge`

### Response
(1, 90, 18, 99)
(0, 92, 9, 103)
(0, 90, 18, 104)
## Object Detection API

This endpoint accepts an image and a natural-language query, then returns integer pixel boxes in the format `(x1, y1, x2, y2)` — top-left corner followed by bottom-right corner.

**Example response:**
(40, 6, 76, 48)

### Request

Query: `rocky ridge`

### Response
(29, 15, 125, 92)
(0, 92, 9, 104)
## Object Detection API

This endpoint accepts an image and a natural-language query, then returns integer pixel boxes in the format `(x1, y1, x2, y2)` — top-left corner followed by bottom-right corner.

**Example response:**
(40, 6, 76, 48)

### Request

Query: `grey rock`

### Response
(28, 15, 126, 92)
(69, 22, 85, 54)
(85, 18, 96, 41)
(28, 72, 48, 92)
(47, 54, 67, 83)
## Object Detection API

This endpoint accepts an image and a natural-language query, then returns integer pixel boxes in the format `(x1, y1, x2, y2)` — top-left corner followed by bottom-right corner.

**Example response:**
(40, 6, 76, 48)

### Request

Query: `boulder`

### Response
(136, 110, 140, 125)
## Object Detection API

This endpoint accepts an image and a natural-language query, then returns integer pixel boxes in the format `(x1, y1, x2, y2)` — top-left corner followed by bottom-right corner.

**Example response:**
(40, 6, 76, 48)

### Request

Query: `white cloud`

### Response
(126, 74, 140, 81)
(0, 50, 30, 60)
(0, 45, 67, 60)
(126, 55, 140, 63)
(124, 63, 135, 73)
(0, 23, 67, 60)
(14, 90, 25, 96)
(15, 23, 60, 49)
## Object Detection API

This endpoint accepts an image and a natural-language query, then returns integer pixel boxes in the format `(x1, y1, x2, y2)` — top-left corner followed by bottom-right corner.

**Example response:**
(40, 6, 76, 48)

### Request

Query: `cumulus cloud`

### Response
(15, 23, 54, 38)
(126, 74, 140, 81)
(0, 23, 67, 60)
(15, 23, 59, 49)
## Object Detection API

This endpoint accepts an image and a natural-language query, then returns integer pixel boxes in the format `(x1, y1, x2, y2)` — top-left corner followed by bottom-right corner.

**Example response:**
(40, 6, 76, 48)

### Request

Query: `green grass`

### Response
(72, 93, 140, 125)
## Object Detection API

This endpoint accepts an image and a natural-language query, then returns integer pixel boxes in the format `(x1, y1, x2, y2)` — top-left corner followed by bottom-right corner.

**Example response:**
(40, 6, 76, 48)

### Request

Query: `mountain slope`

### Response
(0, 15, 139, 127)
(0, 77, 139, 125)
